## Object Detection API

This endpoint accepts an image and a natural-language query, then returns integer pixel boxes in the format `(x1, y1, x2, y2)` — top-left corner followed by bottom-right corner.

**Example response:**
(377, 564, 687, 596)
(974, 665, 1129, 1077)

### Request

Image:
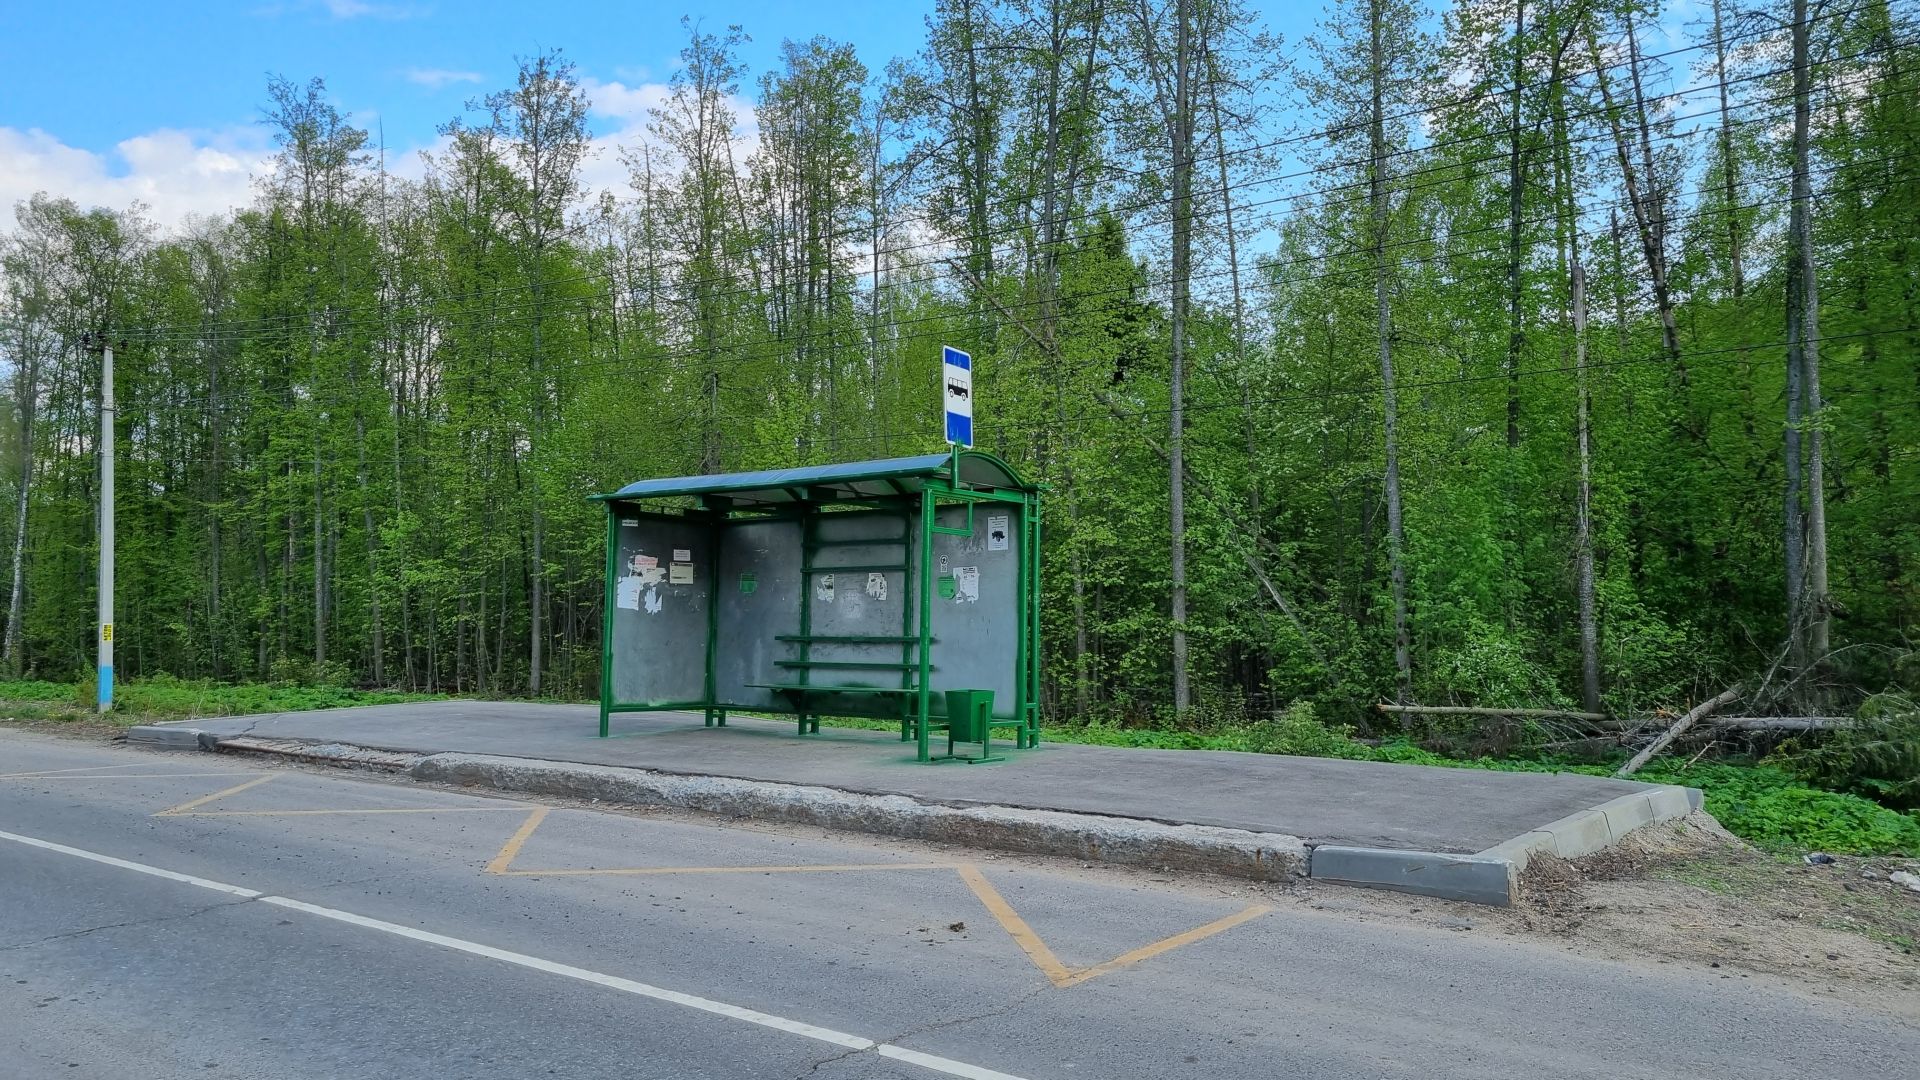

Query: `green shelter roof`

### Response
(593, 451, 1033, 506)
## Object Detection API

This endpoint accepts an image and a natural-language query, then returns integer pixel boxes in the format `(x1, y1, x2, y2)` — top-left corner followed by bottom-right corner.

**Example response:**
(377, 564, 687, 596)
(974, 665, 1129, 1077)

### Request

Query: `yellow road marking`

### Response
(2, 772, 257, 781)
(956, 864, 1075, 986)
(497, 862, 957, 877)
(1053, 904, 1272, 988)
(154, 774, 276, 816)
(174, 807, 525, 817)
(485, 806, 945, 877)
(0, 763, 149, 779)
(484, 808, 1269, 989)
(151, 772, 525, 818)
(486, 808, 550, 874)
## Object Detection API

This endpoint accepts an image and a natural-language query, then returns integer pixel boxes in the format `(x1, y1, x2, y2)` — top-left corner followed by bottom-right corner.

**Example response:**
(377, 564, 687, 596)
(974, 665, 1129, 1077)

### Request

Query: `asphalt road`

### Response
(2, 731, 1914, 1080)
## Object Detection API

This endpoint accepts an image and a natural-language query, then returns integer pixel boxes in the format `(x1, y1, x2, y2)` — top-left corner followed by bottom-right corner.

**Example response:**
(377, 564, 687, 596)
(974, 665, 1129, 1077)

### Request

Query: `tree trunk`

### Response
(1712, 0, 1745, 298)
(1585, 18, 1681, 368)
(2, 354, 33, 676)
(1168, 0, 1194, 714)
(1572, 255, 1600, 714)
(1791, 0, 1830, 673)
(1372, 0, 1413, 705)
(1505, 0, 1526, 450)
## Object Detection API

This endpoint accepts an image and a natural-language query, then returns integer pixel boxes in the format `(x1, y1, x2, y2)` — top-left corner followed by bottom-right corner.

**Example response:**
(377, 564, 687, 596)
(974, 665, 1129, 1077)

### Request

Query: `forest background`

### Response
(2, 0, 1916, 820)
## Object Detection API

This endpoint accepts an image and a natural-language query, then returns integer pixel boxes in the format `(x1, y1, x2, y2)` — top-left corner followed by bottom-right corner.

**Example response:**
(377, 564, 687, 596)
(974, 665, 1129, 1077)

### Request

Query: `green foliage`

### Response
(1770, 693, 1920, 809)
(0, 674, 440, 720)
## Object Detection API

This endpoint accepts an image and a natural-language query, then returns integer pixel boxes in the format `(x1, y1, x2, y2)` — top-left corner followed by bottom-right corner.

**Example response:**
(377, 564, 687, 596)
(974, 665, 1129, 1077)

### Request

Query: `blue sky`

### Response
(0, 1, 1707, 230)
(0, 0, 1341, 228)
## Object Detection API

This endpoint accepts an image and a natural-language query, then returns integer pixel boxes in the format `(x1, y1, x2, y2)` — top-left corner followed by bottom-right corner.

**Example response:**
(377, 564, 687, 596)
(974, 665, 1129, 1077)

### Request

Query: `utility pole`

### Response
(91, 334, 115, 712)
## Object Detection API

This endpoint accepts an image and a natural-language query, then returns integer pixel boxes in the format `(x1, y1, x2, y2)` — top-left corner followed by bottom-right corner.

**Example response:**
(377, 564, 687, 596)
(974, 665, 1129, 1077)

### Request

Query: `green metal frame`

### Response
(595, 451, 1042, 761)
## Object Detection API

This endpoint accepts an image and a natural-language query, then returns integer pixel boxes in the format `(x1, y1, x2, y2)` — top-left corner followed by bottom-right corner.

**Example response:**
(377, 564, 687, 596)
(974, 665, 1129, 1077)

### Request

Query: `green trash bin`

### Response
(944, 689, 995, 743)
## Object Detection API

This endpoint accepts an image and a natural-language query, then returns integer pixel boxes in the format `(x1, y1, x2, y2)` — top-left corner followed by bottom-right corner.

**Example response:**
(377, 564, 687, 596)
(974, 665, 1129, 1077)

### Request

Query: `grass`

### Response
(0, 675, 443, 725)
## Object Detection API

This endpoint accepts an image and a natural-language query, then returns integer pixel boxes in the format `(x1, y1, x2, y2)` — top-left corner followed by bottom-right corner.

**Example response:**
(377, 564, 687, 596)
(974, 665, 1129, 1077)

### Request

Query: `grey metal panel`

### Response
(805, 510, 914, 695)
(923, 503, 1022, 717)
(713, 519, 803, 709)
(609, 515, 712, 706)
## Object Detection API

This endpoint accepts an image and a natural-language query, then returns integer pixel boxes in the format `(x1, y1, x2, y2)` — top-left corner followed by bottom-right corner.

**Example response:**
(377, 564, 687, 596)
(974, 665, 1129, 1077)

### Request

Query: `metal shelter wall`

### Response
(606, 513, 713, 707)
(921, 503, 1023, 717)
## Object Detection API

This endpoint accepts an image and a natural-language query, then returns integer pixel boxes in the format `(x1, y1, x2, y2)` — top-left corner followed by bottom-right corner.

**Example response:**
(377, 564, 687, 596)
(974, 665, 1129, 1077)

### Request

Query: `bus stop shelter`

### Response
(591, 451, 1041, 762)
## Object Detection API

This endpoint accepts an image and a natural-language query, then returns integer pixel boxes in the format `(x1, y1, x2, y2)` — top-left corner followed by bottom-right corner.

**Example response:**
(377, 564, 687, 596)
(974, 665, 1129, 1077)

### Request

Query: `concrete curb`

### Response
(130, 726, 1701, 906)
(1310, 781, 1703, 906)
(1306, 846, 1518, 908)
(410, 752, 1309, 881)
(125, 725, 223, 751)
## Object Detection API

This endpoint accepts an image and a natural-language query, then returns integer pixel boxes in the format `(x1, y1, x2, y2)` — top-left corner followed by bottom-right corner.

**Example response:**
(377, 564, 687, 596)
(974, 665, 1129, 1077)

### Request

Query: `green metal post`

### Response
(1029, 492, 1043, 746)
(599, 504, 617, 738)
(1013, 499, 1027, 747)
(916, 487, 935, 762)
(703, 513, 721, 727)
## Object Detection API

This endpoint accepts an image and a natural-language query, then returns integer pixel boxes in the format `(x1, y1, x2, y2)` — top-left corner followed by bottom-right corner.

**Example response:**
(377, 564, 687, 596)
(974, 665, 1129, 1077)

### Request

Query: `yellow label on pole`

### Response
(101, 623, 113, 642)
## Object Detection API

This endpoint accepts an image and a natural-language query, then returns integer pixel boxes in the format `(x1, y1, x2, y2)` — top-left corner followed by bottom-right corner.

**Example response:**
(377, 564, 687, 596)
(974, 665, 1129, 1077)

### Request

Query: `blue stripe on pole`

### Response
(97, 666, 112, 709)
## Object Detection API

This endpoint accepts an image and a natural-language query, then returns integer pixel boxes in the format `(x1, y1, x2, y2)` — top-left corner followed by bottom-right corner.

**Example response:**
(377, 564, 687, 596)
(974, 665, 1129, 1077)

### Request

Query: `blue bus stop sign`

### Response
(943, 346, 973, 447)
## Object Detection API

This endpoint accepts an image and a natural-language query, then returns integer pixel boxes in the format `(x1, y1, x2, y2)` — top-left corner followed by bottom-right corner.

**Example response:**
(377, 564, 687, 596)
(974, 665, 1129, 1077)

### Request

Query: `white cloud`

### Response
(253, 0, 425, 19)
(405, 67, 483, 90)
(0, 126, 274, 230)
(576, 77, 760, 201)
(581, 77, 673, 124)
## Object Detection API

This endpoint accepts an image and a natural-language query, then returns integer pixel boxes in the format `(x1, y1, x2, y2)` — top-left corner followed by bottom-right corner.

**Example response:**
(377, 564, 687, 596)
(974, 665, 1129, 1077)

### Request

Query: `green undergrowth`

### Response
(814, 707, 1918, 855)
(1034, 710, 1920, 857)
(0, 675, 443, 723)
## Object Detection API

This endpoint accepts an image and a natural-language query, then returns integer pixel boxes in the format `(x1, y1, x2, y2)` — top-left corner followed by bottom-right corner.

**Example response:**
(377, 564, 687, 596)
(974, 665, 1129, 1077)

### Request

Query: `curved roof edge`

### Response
(592, 449, 1036, 504)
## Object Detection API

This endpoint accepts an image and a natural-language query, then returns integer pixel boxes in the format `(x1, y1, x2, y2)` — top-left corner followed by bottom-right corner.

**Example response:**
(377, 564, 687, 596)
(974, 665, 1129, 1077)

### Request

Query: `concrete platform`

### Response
(132, 701, 1700, 905)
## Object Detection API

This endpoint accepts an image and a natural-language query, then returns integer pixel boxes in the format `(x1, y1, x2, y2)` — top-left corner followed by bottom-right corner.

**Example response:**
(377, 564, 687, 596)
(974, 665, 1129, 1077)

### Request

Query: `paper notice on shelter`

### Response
(817, 574, 835, 603)
(616, 576, 643, 610)
(954, 566, 979, 603)
(669, 563, 694, 585)
(866, 572, 887, 601)
(987, 515, 1009, 551)
(673, 548, 691, 562)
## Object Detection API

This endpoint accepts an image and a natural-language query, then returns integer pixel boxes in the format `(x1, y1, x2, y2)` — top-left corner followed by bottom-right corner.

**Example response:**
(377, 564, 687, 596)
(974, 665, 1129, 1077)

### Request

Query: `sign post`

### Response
(943, 346, 973, 448)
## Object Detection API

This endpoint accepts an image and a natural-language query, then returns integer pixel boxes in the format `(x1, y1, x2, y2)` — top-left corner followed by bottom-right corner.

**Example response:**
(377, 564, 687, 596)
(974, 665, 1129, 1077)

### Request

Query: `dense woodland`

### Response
(2, 0, 1916, 733)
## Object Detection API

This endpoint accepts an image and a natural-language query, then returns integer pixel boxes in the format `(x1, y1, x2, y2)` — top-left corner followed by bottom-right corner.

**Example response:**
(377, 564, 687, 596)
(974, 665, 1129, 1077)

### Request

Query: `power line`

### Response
(108, 33, 1909, 346)
(101, 143, 1920, 421)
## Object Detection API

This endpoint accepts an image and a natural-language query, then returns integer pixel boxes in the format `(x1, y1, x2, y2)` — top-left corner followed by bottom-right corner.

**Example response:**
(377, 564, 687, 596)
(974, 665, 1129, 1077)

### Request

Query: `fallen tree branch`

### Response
(1376, 703, 1609, 723)
(1702, 716, 1852, 732)
(1616, 684, 1742, 777)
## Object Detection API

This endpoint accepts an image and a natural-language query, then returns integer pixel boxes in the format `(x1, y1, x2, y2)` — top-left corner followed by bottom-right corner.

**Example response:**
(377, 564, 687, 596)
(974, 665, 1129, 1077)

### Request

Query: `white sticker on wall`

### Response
(939, 554, 950, 574)
(673, 548, 691, 562)
(954, 566, 979, 603)
(669, 562, 694, 585)
(644, 587, 663, 614)
(866, 572, 887, 601)
(987, 515, 1009, 551)
(817, 574, 835, 603)
(616, 576, 643, 610)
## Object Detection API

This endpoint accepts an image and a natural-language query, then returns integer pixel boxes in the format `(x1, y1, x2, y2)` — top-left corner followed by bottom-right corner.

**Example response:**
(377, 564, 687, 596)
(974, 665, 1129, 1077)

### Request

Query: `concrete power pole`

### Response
(96, 336, 114, 712)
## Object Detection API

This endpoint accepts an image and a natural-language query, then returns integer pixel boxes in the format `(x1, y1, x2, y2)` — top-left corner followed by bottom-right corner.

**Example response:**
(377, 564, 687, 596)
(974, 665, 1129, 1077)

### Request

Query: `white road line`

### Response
(0, 828, 1034, 1080)
(0, 829, 262, 898)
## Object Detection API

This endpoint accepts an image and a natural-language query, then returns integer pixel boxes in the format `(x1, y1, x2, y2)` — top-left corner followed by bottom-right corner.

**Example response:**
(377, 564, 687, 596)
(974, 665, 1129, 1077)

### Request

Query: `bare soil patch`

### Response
(1509, 813, 1919, 1010)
